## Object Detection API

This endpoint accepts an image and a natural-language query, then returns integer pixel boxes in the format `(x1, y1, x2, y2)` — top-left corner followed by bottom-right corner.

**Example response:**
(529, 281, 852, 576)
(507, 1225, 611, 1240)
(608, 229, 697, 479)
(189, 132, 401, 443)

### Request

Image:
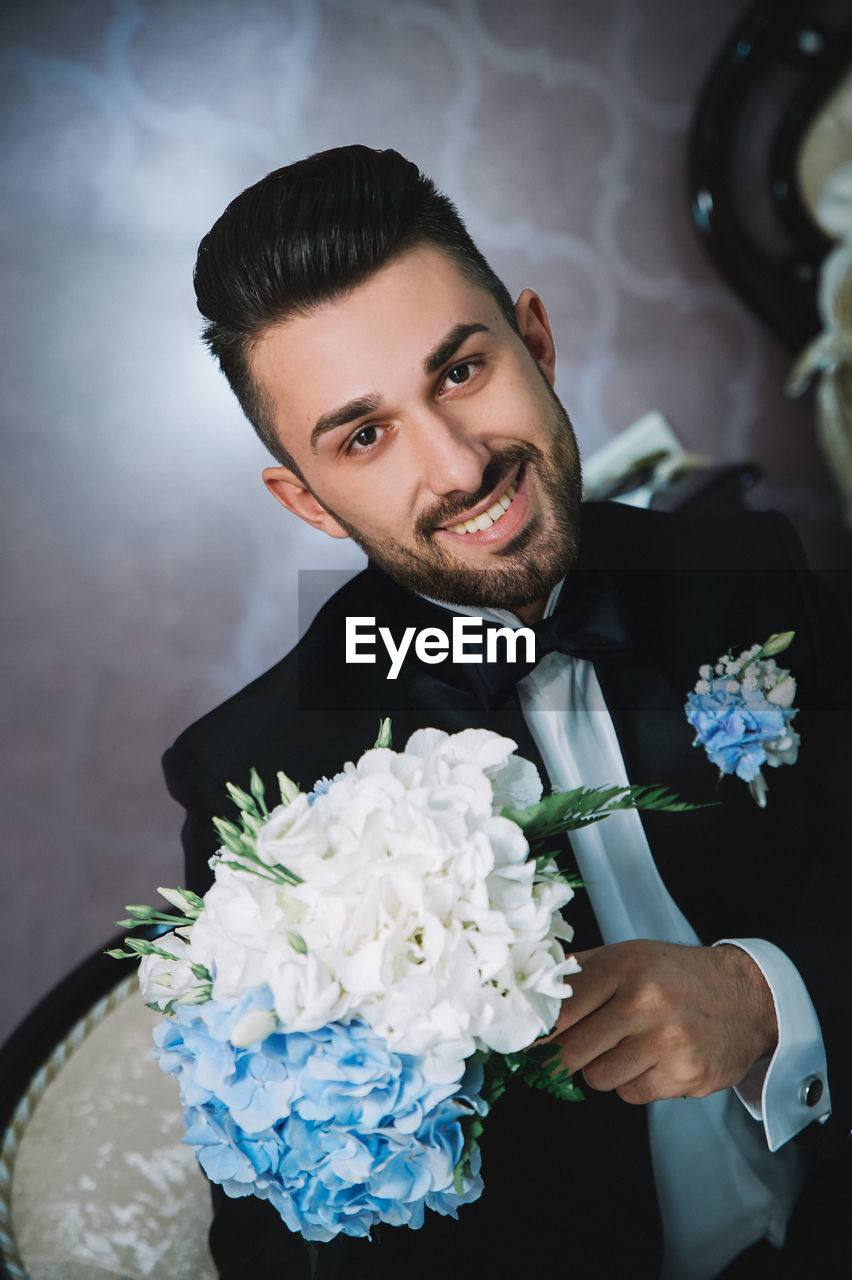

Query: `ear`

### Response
(513, 289, 557, 386)
(262, 466, 350, 539)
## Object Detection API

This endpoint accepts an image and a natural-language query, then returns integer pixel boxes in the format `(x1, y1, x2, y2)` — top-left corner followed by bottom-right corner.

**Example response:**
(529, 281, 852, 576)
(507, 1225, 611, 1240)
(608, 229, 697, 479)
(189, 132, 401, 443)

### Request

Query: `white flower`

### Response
(253, 792, 328, 868)
(766, 674, 796, 708)
(138, 933, 199, 1010)
(169, 727, 573, 1065)
(765, 726, 801, 768)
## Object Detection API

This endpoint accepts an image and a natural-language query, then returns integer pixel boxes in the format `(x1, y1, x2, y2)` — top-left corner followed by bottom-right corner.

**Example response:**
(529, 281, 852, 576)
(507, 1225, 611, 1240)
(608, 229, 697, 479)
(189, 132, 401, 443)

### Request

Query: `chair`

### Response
(0, 941, 216, 1279)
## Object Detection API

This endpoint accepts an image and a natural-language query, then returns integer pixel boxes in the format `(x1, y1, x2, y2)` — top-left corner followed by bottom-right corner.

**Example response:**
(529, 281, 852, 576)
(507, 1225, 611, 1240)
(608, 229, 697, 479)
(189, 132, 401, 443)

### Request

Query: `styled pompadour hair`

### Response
(194, 145, 517, 469)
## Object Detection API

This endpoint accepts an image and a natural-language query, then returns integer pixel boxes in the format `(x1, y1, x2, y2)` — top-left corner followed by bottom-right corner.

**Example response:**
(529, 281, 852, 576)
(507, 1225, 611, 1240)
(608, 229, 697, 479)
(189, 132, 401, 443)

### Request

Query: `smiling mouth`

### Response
(443, 476, 519, 535)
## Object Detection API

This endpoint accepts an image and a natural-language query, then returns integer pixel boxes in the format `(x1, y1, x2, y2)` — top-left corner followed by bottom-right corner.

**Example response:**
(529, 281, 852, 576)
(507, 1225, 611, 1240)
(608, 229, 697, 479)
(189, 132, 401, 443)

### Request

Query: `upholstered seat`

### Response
(0, 965, 216, 1280)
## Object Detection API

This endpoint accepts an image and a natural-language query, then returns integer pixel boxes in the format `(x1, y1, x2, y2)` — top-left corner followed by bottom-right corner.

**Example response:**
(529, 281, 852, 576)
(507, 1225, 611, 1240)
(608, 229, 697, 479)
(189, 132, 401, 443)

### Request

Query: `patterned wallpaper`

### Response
(1, 0, 847, 1039)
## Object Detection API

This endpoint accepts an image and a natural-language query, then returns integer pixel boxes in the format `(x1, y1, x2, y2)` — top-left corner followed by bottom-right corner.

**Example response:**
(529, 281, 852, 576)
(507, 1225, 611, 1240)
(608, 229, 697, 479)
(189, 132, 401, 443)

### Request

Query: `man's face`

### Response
(253, 245, 582, 617)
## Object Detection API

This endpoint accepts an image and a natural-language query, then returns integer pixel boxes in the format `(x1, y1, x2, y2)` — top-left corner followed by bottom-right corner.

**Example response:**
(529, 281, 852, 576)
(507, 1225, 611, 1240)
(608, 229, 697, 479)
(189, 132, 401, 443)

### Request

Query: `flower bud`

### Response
(762, 631, 794, 657)
(277, 771, 301, 805)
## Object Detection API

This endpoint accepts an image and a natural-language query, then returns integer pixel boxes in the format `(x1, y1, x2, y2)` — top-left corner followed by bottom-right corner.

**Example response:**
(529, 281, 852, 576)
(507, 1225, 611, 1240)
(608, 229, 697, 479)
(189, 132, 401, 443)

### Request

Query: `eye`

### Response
(445, 362, 474, 387)
(346, 423, 383, 453)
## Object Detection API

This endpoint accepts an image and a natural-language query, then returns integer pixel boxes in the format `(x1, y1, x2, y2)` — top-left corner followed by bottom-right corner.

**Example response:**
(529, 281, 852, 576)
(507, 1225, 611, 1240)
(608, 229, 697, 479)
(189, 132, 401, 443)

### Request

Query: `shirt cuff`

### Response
(713, 937, 831, 1152)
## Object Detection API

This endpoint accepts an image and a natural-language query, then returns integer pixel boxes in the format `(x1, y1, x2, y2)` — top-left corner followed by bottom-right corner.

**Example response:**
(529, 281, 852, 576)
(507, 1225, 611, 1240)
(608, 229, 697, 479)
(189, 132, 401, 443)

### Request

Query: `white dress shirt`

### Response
(435, 586, 830, 1279)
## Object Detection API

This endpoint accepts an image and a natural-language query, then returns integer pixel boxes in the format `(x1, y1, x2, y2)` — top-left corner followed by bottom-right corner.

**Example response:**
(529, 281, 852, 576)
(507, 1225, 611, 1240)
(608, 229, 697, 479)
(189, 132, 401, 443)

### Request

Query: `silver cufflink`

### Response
(801, 1075, 824, 1107)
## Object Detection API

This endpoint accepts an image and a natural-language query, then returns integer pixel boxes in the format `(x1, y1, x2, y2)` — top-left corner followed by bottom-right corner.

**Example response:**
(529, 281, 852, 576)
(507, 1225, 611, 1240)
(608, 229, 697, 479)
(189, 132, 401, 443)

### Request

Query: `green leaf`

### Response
(503, 785, 631, 840)
(287, 931, 308, 955)
(453, 1107, 486, 1195)
(502, 1043, 585, 1103)
(608, 784, 708, 814)
(105, 947, 135, 960)
(374, 717, 392, 749)
(453, 1161, 465, 1196)
(503, 783, 711, 856)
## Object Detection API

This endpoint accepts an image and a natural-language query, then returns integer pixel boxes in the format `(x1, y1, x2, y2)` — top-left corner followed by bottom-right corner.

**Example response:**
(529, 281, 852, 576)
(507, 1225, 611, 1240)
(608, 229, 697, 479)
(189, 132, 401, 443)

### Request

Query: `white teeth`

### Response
(446, 481, 518, 535)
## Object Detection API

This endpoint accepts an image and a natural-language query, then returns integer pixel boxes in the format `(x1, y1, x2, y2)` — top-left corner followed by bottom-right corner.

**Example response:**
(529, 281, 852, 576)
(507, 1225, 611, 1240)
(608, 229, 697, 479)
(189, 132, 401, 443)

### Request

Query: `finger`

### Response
(534, 952, 597, 1046)
(568, 946, 602, 963)
(613, 1065, 674, 1106)
(551, 998, 640, 1075)
(578, 1039, 659, 1094)
(547, 954, 621, 1036)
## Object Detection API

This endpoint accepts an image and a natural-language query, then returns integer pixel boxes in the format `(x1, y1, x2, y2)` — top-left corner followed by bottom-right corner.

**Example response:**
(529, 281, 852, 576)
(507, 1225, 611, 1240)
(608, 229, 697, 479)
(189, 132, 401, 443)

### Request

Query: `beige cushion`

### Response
(4, 978, 216, 1279)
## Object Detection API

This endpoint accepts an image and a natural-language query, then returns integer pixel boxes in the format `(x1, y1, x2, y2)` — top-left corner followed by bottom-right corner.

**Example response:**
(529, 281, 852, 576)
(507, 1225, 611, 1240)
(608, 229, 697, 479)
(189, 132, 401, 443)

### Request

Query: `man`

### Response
(166, 146, 850, 1278)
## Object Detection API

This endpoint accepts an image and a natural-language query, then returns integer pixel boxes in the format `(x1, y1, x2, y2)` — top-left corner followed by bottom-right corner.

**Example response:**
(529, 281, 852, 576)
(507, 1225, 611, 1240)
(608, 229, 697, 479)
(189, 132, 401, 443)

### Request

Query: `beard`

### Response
(315, 387, 583, 611)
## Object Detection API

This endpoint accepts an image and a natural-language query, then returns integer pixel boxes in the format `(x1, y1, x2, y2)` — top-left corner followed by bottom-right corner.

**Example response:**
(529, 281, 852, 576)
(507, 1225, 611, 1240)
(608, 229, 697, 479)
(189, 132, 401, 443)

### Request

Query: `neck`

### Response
(513, 597, 546, 625)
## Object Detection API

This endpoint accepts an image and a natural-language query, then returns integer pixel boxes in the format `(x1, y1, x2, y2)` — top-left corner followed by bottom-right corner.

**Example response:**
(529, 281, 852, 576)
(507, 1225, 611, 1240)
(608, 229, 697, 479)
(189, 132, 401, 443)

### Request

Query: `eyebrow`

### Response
(423, 321, 491, 375)
(309, 321, 493, 452)
(310, 394, 383, 451)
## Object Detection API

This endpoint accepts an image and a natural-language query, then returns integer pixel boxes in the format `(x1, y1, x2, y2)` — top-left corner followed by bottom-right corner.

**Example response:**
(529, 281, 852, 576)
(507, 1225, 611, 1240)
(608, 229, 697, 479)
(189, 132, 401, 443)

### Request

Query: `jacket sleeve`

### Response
(161, 739, 227, 895)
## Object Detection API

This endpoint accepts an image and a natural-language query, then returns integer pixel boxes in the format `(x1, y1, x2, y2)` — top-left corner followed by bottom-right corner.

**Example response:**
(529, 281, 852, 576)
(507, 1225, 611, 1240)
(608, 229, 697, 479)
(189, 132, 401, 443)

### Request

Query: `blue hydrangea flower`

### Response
(307, 775, 336, 805)
(685, 679, 790, 782)
(152, 985, 486, 1241)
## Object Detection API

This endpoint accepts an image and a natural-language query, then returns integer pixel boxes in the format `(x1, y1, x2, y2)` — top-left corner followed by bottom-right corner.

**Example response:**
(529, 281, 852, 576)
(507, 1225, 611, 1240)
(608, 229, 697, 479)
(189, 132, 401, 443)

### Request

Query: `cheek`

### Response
(345, 489, 413, 541)
(489, 376, 551, 439)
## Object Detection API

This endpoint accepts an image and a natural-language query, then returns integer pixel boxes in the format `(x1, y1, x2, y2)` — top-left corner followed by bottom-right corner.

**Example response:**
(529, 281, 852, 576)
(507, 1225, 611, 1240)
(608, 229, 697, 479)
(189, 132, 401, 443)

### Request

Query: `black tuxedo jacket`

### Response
(163, 502, 851, 1279)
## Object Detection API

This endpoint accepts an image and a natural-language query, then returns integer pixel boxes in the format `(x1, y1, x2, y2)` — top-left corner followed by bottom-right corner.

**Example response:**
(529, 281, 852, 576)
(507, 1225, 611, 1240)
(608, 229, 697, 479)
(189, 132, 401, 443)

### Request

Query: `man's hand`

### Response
(542, 940, 778, 1105)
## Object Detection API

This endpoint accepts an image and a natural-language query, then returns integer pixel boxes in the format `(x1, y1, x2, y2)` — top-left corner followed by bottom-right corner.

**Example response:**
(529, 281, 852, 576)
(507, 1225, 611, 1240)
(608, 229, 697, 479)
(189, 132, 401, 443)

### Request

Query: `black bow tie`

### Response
(431, 571, 633, 711)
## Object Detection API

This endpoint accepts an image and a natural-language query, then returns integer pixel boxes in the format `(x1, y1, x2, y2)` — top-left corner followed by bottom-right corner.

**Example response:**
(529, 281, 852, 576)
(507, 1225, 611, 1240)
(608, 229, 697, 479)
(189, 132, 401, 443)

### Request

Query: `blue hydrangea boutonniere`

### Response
(685, 631, 800, 808)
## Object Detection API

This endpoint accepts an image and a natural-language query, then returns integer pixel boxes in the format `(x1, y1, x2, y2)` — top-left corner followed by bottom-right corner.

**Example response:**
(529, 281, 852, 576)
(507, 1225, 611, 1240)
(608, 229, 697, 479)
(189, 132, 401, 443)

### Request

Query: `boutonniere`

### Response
(685, 631, 800, 808)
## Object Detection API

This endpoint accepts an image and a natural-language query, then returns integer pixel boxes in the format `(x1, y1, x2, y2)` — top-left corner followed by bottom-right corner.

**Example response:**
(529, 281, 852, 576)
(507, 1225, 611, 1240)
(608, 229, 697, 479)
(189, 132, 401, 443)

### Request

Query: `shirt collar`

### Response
(418, 578, 565, 628)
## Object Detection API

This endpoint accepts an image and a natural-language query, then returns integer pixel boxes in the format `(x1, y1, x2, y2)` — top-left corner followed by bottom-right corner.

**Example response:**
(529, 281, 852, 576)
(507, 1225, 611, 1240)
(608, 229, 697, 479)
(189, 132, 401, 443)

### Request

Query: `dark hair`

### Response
(194, 145, 518, 470)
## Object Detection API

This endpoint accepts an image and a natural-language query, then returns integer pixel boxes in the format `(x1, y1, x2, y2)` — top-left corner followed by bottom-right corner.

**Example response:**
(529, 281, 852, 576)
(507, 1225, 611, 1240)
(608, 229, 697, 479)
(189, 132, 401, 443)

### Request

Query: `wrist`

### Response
(716, 942, 779, 1062)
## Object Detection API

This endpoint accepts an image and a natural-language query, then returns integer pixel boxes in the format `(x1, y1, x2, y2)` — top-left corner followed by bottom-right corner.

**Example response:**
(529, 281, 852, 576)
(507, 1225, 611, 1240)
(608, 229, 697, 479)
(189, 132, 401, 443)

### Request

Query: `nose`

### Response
(409, 408, 491, 498)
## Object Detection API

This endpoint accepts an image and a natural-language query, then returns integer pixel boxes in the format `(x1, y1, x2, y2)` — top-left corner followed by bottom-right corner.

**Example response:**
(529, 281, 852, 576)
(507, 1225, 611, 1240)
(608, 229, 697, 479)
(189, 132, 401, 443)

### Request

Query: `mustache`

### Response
(415, 445, 542, 539)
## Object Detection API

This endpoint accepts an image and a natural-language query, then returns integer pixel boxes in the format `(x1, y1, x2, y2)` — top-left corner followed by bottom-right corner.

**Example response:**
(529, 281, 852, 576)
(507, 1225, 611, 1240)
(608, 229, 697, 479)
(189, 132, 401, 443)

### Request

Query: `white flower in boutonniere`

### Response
(685, 631, 800, 808)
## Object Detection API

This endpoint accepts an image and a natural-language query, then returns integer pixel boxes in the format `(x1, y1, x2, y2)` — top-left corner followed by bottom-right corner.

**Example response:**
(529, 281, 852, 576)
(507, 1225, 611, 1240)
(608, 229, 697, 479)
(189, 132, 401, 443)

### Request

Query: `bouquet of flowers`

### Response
(111, 722, 690, 1242)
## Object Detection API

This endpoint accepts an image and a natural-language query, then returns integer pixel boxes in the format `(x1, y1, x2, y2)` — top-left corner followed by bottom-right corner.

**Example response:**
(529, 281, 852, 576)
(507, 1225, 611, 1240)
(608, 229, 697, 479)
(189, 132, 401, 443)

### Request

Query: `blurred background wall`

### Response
(2, 0, 849, 1041)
